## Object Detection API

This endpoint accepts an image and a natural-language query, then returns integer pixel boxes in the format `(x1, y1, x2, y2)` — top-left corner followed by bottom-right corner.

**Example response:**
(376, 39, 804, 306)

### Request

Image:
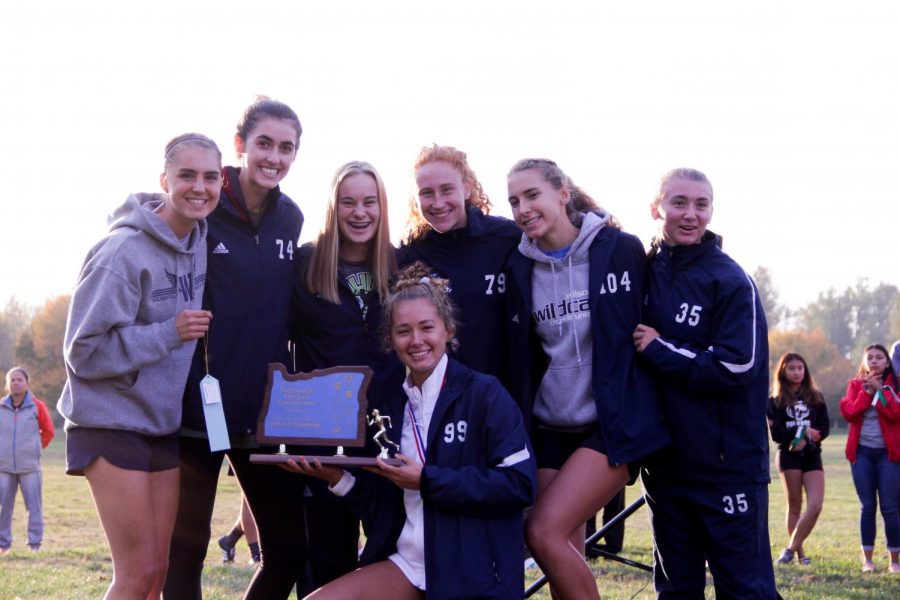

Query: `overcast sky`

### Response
(1, 0, 898, 314)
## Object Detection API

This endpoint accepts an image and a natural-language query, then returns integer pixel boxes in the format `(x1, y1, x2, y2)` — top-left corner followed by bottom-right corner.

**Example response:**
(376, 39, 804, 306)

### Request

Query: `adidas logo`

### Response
(212, 242, 229, 255)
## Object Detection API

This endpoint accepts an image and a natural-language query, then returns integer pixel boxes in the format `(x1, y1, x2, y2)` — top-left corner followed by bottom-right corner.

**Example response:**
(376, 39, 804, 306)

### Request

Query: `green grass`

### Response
(2, 433, 899, 598)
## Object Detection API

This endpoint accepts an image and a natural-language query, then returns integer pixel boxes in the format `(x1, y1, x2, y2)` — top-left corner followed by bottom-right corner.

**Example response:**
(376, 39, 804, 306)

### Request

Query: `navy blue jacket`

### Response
(398, 208, 520, 379)
(641, 232, 770, 485)
(344, 358, 537, 599)
(289, 243, 404, 454)
(506, 226, 670, 467)
(182, 166, 303, 435)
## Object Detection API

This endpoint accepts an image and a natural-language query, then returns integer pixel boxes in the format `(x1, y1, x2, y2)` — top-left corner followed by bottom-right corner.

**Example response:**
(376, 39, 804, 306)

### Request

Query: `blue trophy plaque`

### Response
(250, 364, 401, 466)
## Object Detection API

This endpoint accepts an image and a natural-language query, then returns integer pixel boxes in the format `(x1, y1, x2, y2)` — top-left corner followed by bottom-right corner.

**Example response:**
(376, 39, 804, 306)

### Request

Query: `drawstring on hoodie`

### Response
(548, 255, 583, 367)
(567, 254, 583, 367)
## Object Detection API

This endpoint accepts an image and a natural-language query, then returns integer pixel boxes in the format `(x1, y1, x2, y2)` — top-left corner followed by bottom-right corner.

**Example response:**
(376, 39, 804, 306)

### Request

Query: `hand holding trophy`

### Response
(250, 364, 402, 466)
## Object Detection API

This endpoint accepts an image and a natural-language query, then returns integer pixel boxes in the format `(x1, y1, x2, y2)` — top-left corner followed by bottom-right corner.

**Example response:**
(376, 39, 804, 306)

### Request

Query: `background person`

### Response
(217, 491, 260, 566)
(0, 367, 55, 553)
(634, 168, 777, 599)
(58, 133, 219, 598)
(768, 352, 829, 565)
(839, 343, 900, 573)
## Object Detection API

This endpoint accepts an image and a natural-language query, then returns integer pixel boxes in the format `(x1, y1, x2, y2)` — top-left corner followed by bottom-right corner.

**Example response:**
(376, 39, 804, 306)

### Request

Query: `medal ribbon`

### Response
(407, 402, 426, 465)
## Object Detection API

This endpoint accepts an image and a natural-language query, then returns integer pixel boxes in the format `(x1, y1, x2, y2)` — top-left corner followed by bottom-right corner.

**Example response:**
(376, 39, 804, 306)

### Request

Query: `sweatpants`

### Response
(642, 474, 777, 600)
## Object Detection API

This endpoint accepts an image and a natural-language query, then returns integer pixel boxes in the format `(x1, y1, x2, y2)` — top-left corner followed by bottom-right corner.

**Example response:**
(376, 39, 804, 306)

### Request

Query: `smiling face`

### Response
(159, 145, 222, 238)
(866, 347, 888, 376)
(235, 117, 298, 193)
(391, 297, 453, 388)
(507, 168, 574, 250)
(652, 177, 713, 246)
(337, 173, 381, 262)
(415, 160, 469, 233)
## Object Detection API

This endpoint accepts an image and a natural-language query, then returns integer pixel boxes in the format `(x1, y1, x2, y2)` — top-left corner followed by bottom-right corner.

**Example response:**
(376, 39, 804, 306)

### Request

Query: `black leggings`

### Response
(163, 438, 311, 599)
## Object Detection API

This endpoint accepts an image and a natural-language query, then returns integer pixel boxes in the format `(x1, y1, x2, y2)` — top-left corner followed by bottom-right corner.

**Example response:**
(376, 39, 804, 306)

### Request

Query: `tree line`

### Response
(756, 267, 900, 427)
(1, 270, 897, 428)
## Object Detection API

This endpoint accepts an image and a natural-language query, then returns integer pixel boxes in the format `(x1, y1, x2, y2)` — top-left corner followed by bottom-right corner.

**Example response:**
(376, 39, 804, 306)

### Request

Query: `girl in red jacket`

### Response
(839, 343, 900, 573)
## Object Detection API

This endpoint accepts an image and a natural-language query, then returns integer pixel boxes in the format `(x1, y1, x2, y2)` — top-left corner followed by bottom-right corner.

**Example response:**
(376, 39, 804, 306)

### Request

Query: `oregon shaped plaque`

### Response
(250, 363, 401, 466)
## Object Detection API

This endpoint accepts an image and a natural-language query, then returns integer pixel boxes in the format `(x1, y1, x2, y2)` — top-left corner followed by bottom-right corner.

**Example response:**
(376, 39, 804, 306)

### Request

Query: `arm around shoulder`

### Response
(648, 269, 766, 391)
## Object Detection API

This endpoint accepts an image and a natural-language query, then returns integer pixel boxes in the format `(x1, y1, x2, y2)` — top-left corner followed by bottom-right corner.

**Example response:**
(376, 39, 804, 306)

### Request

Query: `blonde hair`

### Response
(305, 161, 396, 303)
(653, 167, 712, 207)
(403, 144, 492, 244)
(162, 132, 221, 173)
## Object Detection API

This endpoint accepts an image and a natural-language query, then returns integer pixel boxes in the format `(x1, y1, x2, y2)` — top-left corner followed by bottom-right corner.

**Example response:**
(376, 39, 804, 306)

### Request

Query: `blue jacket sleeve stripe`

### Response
(498, 447, 531, 468)
(717, 272, 759, 374)
(655, 337, 698, 359)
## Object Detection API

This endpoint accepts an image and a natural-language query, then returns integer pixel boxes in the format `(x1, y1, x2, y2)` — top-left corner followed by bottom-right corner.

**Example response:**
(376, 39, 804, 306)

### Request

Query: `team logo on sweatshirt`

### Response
(785, 401, 811, 428)
(346, 270, 375, 320)
(151, 271, 206, 303)
(532, 289, 590, 326)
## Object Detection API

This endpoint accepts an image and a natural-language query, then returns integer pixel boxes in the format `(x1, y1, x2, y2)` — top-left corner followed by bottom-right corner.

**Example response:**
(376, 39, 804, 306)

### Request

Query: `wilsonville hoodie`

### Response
(58, 193, 208, 436)
(516, 211, 607, 428)
(506, 213, 671, 467)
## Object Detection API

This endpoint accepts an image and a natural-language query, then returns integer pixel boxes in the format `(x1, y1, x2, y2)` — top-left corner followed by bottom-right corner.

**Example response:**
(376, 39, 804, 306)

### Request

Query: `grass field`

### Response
(1, 432, 898, 598)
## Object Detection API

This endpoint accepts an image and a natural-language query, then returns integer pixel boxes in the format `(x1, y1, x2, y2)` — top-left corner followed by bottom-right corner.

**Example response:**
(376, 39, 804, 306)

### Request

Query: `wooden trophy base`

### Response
(249, 453, 402, 467)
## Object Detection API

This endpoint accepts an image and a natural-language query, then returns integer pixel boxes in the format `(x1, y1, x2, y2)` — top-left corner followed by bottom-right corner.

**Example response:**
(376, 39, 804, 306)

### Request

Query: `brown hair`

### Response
(4, 366, 29, 395)
(508, 158, 621, 229)
(380, 261, 459, 353)
(771, 352, 824, 409)
(856, 343, 896, 384)
(236, 95, 302, 154)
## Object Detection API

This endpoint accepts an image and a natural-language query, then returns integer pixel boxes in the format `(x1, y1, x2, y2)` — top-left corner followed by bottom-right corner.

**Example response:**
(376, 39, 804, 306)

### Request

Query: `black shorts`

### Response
(66, 427, 180, 476)
(776, 448, 823, 473)
(532, 420, 607, 470)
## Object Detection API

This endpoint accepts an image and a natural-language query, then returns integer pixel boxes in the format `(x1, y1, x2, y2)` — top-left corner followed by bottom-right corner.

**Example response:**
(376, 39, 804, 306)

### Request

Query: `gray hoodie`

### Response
(58, 193, 207, 435)
(518, 211, 608, 428)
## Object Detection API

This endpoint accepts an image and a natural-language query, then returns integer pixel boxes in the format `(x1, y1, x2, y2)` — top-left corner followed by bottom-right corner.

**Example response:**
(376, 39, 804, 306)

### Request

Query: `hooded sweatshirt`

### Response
(516, 211, 608, 427)
(58, 193, 207, 435)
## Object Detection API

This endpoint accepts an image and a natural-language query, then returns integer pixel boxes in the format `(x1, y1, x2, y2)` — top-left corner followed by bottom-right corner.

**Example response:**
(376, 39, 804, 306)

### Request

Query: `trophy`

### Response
(249, 364, 401, 466)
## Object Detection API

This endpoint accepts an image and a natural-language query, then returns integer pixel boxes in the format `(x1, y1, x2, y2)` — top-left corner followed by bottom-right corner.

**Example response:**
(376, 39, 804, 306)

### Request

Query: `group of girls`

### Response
(291, 156, 778, 599)
(57, 92, 783, 599)
(768, 343, 900, 576)
(769, 345, 900, 575)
